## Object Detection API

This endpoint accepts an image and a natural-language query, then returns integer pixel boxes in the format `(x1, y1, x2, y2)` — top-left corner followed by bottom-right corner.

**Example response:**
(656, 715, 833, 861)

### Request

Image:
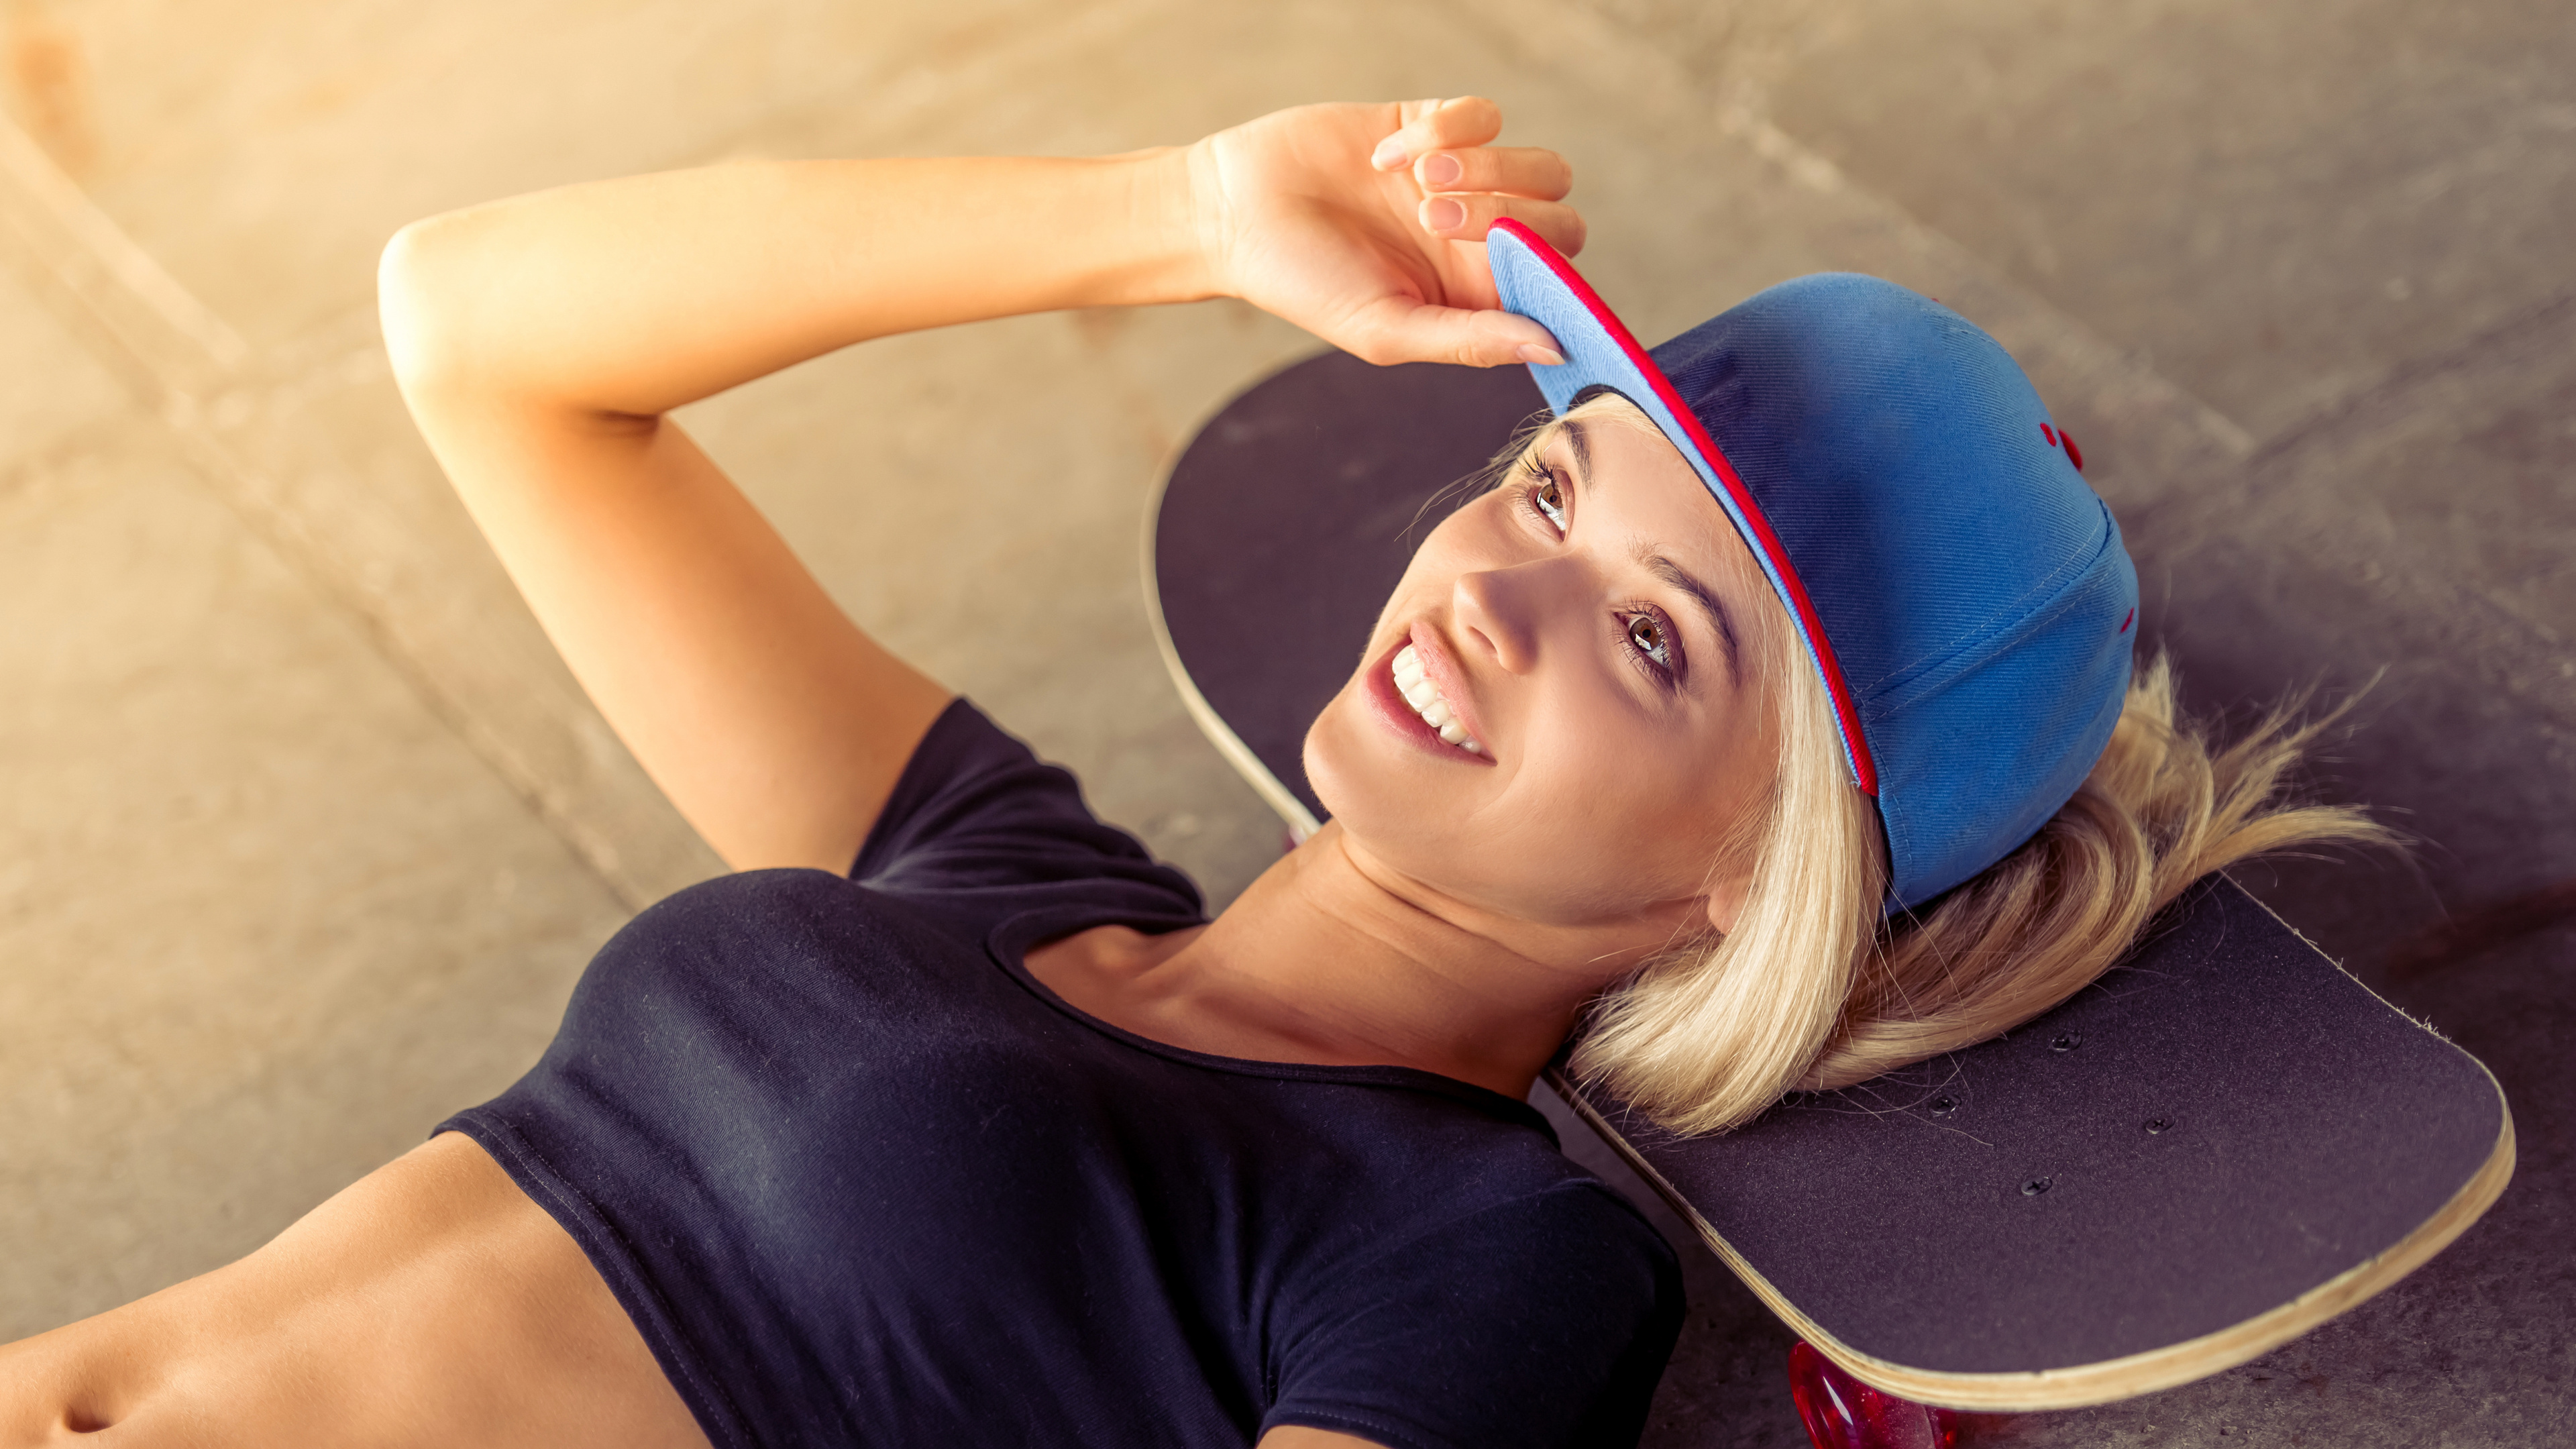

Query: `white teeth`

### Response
(1389, 643, 1485, 755)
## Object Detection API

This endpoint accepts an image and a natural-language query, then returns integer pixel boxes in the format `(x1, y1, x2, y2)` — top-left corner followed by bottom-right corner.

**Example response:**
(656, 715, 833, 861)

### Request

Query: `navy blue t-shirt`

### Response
(439, 699, 1682, 1448)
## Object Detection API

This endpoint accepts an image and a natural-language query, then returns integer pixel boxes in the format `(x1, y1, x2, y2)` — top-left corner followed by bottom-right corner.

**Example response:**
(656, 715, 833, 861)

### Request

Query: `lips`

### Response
(1364, 623, 1492, 763)
(1391, 643, 1483, 753)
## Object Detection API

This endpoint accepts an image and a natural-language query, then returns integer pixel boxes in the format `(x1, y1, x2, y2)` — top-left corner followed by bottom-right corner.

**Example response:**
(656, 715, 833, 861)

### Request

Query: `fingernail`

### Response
(1517, 343, 1567, 367)
(1419, 153, 1463, 187)
(1371, 137, 1408, 170)
(1422, 197, 1467, 231)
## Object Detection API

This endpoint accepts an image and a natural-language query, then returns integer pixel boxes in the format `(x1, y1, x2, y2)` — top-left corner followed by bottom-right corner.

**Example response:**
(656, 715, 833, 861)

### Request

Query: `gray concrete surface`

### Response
(2, 0, 2567, 1444)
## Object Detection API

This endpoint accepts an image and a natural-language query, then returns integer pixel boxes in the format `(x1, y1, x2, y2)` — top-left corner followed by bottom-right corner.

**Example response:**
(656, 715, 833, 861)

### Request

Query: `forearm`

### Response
(379, 148, 1214, 419)
(362, 99, 1572, 874)
(372, 150, 1227, 872)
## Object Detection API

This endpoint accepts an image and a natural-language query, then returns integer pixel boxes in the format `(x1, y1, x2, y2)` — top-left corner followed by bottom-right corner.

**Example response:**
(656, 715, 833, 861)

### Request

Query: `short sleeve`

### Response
(1265, 1182, 1685, 1449)
(850, 698, 1203, 934)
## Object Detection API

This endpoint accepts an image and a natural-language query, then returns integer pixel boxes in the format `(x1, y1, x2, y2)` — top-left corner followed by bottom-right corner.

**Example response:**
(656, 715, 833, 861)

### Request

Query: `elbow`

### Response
(377, 216, 465, 404)
(380, 209, 523, 412)
(376, 211, 631, 429)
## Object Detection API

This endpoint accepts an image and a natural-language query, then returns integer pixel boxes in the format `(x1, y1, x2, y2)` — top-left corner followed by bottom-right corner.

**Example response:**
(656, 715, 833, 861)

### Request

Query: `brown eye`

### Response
(1627, 613, 1672, 667)
(1529, 470, 1567, 529)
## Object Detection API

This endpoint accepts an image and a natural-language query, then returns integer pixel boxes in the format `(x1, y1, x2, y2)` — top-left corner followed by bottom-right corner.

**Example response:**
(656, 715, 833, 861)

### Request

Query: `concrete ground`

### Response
(1, 0, 2566, 1444)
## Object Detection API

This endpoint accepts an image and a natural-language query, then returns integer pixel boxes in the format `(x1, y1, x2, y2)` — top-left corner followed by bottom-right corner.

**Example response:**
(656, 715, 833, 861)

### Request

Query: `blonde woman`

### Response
(0, 97, 2371, 1448)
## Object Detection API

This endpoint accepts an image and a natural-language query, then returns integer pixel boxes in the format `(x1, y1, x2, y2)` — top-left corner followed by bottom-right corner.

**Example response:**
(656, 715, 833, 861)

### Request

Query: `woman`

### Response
(1, 97, 2374, 1448)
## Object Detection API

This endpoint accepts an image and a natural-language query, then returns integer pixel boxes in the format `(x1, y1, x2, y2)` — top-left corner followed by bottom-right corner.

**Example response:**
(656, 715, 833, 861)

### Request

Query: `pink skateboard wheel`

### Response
(1788, 1342, 1961, 1449)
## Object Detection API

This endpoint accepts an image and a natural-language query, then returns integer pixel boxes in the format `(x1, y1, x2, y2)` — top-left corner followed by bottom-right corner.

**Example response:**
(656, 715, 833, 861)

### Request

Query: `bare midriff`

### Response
(0, 1133, 711, 1449)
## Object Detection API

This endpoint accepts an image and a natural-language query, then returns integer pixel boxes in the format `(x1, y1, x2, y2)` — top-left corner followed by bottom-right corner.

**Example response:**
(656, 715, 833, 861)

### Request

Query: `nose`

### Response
(1451, 561, 1549, 674)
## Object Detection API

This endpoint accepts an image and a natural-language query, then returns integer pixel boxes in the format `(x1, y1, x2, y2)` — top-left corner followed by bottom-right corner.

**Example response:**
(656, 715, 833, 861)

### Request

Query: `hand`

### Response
(1187, 97, 1584, 368)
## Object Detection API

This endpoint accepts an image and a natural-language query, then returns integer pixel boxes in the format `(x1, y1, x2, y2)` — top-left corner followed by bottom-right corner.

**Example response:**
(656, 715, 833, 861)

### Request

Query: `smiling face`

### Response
(1303, 397, 1786, 947)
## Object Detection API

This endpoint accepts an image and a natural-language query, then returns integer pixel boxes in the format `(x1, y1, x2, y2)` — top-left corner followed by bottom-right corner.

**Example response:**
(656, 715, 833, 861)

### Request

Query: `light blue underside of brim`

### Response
(1486, 227, 1873, 800)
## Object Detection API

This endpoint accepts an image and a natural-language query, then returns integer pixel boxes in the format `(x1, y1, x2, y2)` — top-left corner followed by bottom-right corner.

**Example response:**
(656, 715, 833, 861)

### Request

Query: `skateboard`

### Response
(1142, 350, 2516, 1442)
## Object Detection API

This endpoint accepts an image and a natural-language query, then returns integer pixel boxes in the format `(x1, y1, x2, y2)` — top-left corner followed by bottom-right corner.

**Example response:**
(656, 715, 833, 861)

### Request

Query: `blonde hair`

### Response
(1501, 396, 2396, 1136)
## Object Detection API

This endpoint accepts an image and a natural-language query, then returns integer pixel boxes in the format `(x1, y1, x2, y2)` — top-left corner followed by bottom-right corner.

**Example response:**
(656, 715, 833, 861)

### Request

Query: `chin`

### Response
(1302, 684, 1432, 857)
(1300, 678, 1366, 830)
(1302, 693, 1486, 890)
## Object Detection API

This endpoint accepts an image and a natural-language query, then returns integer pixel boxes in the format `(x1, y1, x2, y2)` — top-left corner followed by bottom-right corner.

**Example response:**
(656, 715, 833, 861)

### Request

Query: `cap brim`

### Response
(1487, 220, 1878, 796)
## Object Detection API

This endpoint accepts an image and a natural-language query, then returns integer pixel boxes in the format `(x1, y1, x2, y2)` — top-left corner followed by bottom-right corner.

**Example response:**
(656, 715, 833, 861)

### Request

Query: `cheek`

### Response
(1368, 693, 1745, 924)
(1497, 711, 1744, 906)
(1298, 523, 1503, 822)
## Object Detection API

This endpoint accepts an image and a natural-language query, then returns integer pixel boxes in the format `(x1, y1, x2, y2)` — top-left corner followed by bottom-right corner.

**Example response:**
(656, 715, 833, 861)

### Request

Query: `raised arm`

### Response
(378, 99, 1578, 873)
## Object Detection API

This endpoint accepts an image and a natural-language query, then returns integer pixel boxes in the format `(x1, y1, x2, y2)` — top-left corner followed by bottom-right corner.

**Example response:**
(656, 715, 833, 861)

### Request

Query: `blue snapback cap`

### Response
(1486, 220, 2139, 910)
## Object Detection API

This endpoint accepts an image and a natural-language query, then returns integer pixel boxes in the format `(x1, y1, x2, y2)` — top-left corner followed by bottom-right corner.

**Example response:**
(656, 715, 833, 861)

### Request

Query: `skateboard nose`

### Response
(1788, 1341, 1962, 1449)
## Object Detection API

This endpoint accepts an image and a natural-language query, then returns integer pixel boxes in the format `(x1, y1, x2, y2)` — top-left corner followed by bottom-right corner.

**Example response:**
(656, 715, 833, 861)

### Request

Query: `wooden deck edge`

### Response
(1544, 1065, 2517, 1412)
(1138, 451, 1322, 845)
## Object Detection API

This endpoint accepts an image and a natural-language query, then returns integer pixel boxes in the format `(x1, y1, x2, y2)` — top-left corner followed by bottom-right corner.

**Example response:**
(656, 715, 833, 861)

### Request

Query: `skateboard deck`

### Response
(1143, 350, 2516, 1413)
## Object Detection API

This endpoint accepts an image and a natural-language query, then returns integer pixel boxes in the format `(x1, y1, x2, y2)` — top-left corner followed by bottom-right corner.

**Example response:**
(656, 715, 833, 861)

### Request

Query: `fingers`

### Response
(1415, 193, 1588, 260)
(1412, 146, 1572, 202)
(1371, 96, 1503, 171)
(1343, 297, 1568, 370)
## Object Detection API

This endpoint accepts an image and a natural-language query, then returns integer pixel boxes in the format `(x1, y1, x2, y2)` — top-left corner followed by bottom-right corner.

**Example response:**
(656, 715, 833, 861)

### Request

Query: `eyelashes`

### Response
(1615, 604, 1686, 692)
(1622, 610, 1676, 672)
(1522, 460, 1568, 529)
(1513, 462, 1687, 690)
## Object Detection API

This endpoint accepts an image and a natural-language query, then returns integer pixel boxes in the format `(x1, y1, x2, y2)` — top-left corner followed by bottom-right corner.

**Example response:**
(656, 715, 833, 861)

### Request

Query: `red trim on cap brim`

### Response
(1489, 219, 1880, 796)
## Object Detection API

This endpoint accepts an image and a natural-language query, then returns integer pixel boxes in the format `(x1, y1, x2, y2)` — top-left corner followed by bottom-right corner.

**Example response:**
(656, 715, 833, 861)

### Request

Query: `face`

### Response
(1303, 410, 1782, 946)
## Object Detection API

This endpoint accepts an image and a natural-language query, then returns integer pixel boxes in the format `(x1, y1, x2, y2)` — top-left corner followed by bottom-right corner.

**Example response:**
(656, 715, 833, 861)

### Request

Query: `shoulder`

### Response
(1266, 1177, 1683, 1449)
(1259, 1075, 1680, 1315)
(1307, 1151, 1682, 1352)
(850, 698, 1203, 925)
(1368, 1175, 1680, 1304)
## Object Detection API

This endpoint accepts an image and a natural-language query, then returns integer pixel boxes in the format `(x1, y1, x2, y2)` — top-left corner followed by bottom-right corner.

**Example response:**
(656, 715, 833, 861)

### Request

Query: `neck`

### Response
(1032, 823, 1684, 1098)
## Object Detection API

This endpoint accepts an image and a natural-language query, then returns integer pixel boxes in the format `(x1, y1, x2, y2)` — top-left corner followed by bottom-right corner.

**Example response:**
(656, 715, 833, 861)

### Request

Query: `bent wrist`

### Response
(1112, 142, 1226, 307)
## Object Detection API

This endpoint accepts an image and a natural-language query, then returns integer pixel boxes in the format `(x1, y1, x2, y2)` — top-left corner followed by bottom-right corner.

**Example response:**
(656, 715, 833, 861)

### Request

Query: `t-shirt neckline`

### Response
(985, 903, 1557, 1139)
